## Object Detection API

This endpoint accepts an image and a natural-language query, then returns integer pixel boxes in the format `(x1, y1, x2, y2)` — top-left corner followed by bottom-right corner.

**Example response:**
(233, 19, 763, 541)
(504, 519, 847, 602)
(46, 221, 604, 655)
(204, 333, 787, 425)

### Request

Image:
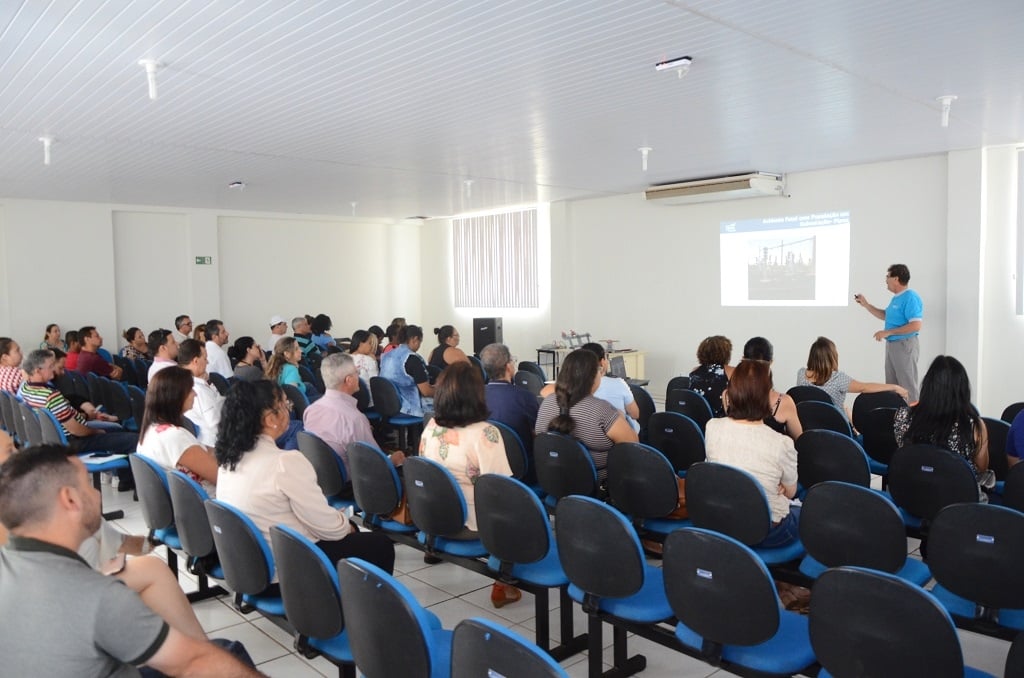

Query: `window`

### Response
(453, 208, 539, 308)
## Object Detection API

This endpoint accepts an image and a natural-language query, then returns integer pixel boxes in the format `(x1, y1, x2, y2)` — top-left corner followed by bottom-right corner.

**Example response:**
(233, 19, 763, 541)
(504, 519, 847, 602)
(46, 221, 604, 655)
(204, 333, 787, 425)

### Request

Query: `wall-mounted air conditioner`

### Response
(644, 172, 785, 205)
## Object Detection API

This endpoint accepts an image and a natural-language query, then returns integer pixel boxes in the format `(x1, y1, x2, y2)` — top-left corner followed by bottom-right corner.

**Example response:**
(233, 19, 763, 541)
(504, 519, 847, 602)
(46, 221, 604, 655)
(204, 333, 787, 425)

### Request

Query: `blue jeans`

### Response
(757, 506, 801, 549)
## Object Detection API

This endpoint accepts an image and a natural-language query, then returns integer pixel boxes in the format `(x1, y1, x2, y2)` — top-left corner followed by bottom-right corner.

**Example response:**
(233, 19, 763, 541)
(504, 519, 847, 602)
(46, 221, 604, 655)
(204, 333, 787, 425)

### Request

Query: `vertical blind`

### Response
(453, 208, 539, 308)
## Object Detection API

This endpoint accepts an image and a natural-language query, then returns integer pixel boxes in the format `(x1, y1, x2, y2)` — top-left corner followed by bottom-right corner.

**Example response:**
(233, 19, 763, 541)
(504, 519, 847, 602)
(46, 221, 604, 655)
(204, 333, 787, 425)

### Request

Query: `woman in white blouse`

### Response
(213, 380, 394, 572)
(348, 329, 379, 383)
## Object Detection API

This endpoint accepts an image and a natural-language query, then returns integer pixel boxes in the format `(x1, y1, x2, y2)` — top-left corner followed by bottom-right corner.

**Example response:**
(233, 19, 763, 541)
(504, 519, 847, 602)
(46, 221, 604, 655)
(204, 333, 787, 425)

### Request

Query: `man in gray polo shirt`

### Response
(0, 445, 261, 677)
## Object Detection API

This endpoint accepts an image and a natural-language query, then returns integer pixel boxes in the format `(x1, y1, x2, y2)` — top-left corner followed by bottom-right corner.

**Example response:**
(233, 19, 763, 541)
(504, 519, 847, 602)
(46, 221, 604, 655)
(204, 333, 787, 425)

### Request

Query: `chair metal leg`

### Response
(587, 612, 604, 678)
(545, 587, 588, 661)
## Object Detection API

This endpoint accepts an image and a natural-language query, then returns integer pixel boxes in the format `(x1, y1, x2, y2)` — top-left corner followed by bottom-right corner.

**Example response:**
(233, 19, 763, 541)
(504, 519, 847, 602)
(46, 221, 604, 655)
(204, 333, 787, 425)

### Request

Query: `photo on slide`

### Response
(747, 235, 816, 300)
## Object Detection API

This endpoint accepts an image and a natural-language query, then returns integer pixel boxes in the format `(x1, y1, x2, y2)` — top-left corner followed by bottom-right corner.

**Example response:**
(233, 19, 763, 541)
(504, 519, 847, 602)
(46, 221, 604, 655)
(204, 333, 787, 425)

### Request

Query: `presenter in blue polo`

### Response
(854, 263, 922, 402)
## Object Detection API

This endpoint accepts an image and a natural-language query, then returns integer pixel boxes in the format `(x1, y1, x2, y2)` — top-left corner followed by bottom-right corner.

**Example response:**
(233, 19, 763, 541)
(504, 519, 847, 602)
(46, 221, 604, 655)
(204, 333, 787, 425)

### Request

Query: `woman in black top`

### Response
(428, 325, 469, 370)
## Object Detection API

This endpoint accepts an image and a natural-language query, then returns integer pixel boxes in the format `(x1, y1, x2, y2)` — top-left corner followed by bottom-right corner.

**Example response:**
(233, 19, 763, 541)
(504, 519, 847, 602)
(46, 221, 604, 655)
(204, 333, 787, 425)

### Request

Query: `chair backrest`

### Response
(1004, 462, 1024, 514)
(859, 407, 899, 466)
(664, 376, 690, 403)
(35, 406, 69, 445)
(296, 431, 348, 496)
(629, 385, 655, 440)
(981, 416, 1010, 481)
(369, 376, 401, 418)
(796, 400, 852, 437)
(118, 359, 140, 389)
(103, 378, 134, 423)
(336, 557, 442, 677)
(280, 383, 309, 420)
(887, 444, 979, 522)
(129, 454, 175, 532)
(204, 499, 275, 594)
(1002, 402, 1024, 424)
(269, 525, 344, 640)
(488, 420, 528, 479)
(555, 496, 646, 601)
(517, 360, 546, 379)
(297, 364, 324, 394)
(354, 378, 375, 413)
(85, 372, 103, 405)
(533, 432, 598, 501)
(452, 618, 568, 678)
(928, 503, 1024, 610)
(0, 391, 14, 436)
(346, 442, 402, 516)
(134, 359, 150, 388)
(208, 372, 231, 396)
(513, 370, 544, 396)
(167, 471, 216, 558)
(810, 567, 971, 678)
(851, 391, 907, 432)
(645, 411, 705, 473)
(799, 481, 908, 573)
(127, 385, 146, 429)
(663, 528, 781, 647)
(606, 442, 680, 520)
(796, 429, 871, 489)
(403, 456, 470, 537)
(474, 474, 552, 567)
(17, 401, 43, 447)
(665, 389, 713, 432)
(11, 399, 29, 446)
(685, 462, 771, 545)
(786, 385, 833, 405)
(67, 369, 91, 401)
(468, 354, 486, 382)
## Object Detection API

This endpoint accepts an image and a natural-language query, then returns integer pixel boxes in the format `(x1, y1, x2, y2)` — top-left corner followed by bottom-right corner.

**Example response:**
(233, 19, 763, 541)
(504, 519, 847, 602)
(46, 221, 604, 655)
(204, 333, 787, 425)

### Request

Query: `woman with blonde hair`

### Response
(265, 337, 314, 397)
(797, 336, 907, 417)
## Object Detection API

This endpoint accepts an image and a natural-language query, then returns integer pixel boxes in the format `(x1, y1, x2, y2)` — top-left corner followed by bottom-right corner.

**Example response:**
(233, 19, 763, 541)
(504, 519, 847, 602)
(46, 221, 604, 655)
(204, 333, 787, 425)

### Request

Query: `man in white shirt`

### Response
(203, 319, 232, 378)
(171, 315, 192, 344)
(178, 339, 223, 448)
(267, 315, 288, 352)
(147, 329, 179, 382)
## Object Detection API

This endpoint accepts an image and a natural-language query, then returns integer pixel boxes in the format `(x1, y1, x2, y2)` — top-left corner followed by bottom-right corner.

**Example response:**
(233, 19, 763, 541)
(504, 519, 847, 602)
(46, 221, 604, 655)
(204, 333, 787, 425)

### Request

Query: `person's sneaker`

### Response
(116, 478, 135, 492)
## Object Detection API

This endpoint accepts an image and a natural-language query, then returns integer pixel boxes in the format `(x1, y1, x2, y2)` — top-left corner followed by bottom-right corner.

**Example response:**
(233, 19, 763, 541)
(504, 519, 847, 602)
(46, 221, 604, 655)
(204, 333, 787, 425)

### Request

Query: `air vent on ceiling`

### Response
(644, 172, 785, 205)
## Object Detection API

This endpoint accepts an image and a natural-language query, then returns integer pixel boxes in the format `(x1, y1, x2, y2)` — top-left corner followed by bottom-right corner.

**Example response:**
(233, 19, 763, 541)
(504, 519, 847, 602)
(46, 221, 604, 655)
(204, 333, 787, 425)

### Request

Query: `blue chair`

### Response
(517, 360, 546, 380)
(203, 499, 285, 616)
(354, 378, 380, 423)
(16, 400, 43, 447)
(487, 419, 530, 480)
(452, 618, 568, 677)
(281, 383, 310, 420)
(629, 385, 656, 442)
(786, 384, 833, 405)
(556, 495, 674, 678)
(606, 442, 690, 537)
(665, 389, 713, 432)
(533, 432, 598, 510)
(403, 457, 488, 558)
(167, 471, 226, 599)
(795, 429, 872, 494)
(337, 557, 452, 677)
(887, 443, 979, 537)
(369, 376, 422, 452)
(269, 525, 355, 677)
(296, 431, 357, 511)
(129, 454, 182, 574)
(851, 391, 907, 433)
(796, 400, 854, 438)
(797, 481, 931, 585)
(859, 406, 899, 480)
(513, 369, 544, 396)
(645, 411, 705, 475)
(810, 566, 997, 678)
(663, 528, 815, 675)
(685, 462, 805, 565)
(346, 441, 417, 534)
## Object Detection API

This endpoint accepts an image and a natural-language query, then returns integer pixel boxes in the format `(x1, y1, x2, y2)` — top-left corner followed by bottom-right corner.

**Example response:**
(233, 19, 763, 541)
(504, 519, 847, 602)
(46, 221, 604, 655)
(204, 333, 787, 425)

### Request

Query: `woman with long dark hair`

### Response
(137, 366, 219, 488)
(707, 359, 799, 547)
(894, 355, 989, 489)
(214, 380, 394, 572)
(428, 325, 469, 370)
(228, 336, 266, 382)
(534, 349, 638, 480)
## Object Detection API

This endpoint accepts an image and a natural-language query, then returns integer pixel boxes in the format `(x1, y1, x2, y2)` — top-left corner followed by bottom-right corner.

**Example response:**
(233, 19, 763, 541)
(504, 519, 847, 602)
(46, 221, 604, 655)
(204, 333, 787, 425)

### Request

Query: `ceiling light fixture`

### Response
(38, 136, 54, 165)
(637, 146, 652, 172)
(655, 55, 692, 79)
(936, 95, 957, 128)
(138, 59, 164, 100)
(464, 179, 474, 199)
(228, 180, 246, 191)
(350, 201, 357, 216)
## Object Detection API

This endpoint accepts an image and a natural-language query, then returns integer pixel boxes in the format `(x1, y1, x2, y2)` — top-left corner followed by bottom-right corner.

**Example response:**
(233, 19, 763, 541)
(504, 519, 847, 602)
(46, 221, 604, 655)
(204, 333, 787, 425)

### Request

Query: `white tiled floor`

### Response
(101, 483, 1011, 677)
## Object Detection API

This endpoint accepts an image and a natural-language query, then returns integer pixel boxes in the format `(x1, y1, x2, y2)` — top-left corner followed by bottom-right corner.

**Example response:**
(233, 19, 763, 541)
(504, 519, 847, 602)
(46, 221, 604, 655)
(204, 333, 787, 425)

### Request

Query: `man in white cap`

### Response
(267, 315, 288, 352)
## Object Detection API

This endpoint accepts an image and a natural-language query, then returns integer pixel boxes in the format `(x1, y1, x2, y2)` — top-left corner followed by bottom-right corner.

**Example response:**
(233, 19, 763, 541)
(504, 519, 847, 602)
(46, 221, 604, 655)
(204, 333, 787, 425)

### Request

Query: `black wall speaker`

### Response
(472, 317, 503, 355)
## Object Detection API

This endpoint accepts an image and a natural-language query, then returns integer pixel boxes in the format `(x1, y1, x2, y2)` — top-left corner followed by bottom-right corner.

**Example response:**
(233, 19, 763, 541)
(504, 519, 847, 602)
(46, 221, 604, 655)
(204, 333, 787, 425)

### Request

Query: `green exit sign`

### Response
(195, 256, 213, 265)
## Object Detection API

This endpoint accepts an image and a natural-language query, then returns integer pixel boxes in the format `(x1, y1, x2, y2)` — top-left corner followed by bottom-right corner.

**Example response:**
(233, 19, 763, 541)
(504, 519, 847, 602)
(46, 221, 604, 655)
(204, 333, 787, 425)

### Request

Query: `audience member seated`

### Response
(74, 326, 123, 380)
(266, 315, 289, 352)
(367, 325, 386, 358)
(203, 320, 232, 379)
(381, 322, 401, 355)
(228, 337, 266, 383)
(19, 349, 139, 489)
(0, 445, 260, 676)
(379, 324, 434, 417)
(137, 367, 219, 492)
(193, 324, 207, 343)
(178, 340, 224, 449)
(428, 325, 470, 370)
(535, 349, 638, 482)
(894, 355, 991, 498)
(348, 329, 380, 384)
(742, 336, 803, 440)
(120, 327, 152, 361)
(688, 335, 734, 417)
(1009, 409, 1024, 468)
(171, 314, 193, 344)
(797, 336, 908, 417)
(580, 342, 640, 432)
(0, 337, 23, 393)
(63, 330, 81, 371)
(267, 337, 320, 400)
(481, 343, 539, 457)
(310, 313, 337, 352)
(706, 359, 800, 547)
(292, 315, 321, 364)
(303, 353, 394, 490)
(420, 361, 519, 607)
(214, 381, 395, 573)
(147, 329, 179, 381)
(40, 323, 66, 351)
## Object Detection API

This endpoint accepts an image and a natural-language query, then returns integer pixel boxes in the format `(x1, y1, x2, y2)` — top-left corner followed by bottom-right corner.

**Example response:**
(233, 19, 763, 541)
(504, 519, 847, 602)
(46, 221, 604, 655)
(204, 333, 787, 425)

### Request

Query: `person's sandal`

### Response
(490, 583, 522, 609)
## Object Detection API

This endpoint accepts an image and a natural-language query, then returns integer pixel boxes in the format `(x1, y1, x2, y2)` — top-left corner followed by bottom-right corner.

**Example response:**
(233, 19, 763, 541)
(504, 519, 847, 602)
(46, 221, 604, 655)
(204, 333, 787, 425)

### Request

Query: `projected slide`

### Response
(720, 211, 850, 307)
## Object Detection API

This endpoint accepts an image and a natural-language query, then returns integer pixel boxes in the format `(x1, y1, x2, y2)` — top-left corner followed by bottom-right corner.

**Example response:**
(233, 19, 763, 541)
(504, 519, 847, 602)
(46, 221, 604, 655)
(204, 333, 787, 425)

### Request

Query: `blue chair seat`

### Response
(241, 593, 285, 616)
(390, 413, 422, 427)
(641, 516, 693, 535)
(326, 495, 358, 511)
(676, 607, 815, 675)
(417, 532, 488, 558)
(153, 527, 182, 550)
(81, 457, 130, 474)
(930, 584, 1024, 631)
(868, 459, 888, 476)
(307, 633, 354, 665)
(364, 514, 418, 533)
(487, 543, 568, 588)
(799, 553, 931, 586)
(753, 538, 806, 566)
(569, 565, 673, 624)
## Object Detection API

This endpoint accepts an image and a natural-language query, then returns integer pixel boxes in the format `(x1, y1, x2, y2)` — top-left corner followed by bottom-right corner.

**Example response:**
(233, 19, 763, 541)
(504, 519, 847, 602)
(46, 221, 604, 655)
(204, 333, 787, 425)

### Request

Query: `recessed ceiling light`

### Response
(138, 59, 164, 100)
